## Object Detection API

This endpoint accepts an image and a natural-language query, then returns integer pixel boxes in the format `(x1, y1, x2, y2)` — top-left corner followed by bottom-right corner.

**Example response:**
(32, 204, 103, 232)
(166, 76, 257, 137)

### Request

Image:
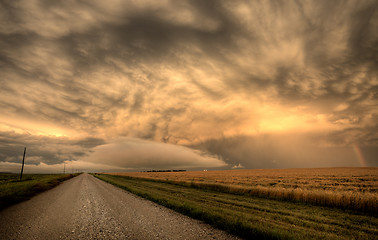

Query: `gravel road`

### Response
(0, 173, 241, 240)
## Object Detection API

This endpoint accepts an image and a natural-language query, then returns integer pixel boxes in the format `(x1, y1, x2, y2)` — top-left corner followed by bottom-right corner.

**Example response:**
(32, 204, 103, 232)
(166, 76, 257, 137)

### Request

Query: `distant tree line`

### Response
(143, 170, 186, 172)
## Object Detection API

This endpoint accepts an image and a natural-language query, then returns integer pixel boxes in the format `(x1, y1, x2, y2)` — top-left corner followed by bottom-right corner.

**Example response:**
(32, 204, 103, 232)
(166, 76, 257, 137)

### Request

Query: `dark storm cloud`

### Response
(2, 1, 376, 107)
(75, 137, 106, 149)
(192, 134, 378, 168)
(0, 131, 105, 165)
(0, 0, 377, 169)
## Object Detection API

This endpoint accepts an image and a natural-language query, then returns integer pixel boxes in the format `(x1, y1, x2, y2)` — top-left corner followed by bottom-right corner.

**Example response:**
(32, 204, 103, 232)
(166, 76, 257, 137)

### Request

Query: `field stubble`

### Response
(109, 168, 377, 214)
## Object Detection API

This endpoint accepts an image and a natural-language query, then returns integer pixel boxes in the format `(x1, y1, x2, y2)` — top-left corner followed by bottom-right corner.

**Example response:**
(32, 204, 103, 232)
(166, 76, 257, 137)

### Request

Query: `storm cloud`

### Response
(83, 137, 226, 170)
(0, 130, 104, 165)
(0, 0, 377, 172)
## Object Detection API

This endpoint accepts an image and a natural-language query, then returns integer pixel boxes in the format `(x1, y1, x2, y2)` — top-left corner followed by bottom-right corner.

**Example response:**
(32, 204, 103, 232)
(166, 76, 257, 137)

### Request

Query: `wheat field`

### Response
(109, 167, 377, 214)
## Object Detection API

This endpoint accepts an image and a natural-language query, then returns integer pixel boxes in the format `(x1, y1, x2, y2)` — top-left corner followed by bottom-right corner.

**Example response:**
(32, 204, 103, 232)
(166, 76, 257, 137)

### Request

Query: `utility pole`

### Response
(20, 147, 26, 180)
(63, 163, 66, 174)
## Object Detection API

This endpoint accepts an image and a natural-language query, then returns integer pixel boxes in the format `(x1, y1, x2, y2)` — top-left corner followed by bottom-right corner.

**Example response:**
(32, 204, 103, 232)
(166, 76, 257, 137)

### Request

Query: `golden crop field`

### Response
(110, 167, 377, 192)
(109, 167, 377, 213)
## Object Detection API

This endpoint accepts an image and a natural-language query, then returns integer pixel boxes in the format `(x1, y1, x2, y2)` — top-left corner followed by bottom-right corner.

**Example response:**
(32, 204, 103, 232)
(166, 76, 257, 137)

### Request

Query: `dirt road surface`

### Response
(0, 173, 240, 240)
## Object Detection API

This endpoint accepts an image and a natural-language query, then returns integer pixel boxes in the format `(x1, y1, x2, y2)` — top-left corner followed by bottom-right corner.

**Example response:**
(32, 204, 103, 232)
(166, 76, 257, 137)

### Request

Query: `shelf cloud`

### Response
(83, 137, 227, 170)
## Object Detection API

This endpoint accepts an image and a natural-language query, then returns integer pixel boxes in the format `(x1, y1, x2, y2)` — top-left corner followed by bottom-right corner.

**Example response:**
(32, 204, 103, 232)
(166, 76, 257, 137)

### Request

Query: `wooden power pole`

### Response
(20, 147, 26, 180)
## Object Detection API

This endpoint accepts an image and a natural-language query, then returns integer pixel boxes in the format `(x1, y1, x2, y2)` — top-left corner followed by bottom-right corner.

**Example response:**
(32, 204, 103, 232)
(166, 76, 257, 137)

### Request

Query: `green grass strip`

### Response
(0, 173, 81, 210)
(94, 174, 377, 240)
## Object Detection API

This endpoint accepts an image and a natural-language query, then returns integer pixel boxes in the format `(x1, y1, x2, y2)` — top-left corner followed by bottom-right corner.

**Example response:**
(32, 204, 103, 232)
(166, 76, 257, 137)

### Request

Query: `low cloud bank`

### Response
(193, 134, 378, 169)
(1, 131, 375, 173)
(83, 137, 227, 170)
(0, 160, 129, 174)
(0, 131, 105, 165)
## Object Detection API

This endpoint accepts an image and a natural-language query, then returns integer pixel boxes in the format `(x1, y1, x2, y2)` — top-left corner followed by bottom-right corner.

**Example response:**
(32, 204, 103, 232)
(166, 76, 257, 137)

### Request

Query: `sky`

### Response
(0, 0, 377, 173)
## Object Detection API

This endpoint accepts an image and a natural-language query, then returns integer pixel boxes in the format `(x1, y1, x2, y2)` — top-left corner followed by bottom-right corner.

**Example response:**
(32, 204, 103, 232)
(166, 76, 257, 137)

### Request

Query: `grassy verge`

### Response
(0, 173, 81, 210)
(94, 174, 377, 240)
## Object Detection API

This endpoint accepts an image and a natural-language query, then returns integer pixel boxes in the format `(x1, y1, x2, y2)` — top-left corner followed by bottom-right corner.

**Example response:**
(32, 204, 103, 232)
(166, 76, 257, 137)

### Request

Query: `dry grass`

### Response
(0, 173, 80, 210)
(108, 167, 378, 214)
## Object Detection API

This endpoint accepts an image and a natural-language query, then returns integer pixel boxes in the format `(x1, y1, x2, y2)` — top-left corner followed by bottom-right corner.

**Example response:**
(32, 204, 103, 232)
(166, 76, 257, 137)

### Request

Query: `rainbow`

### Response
(352, 144, 367, 167)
